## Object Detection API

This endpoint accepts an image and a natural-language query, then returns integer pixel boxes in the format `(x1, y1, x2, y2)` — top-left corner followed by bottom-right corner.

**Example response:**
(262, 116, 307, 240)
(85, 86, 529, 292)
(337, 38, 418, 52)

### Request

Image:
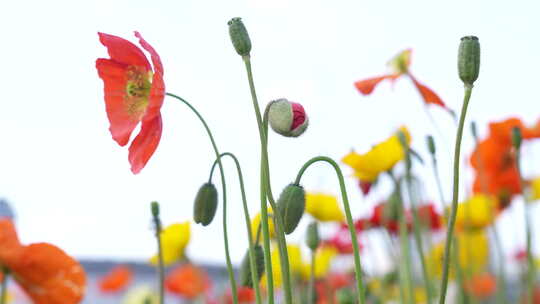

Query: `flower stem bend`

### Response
(295, 156, 366, 304)
(166, 92, 238, 304)
(438, 85, 473, 304)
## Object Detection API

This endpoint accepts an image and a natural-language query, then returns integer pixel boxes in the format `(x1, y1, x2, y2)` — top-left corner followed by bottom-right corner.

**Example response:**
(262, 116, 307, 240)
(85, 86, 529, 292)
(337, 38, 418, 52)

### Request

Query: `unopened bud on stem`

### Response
(228, 17, 252, 57)
(458, 36, 480, 87)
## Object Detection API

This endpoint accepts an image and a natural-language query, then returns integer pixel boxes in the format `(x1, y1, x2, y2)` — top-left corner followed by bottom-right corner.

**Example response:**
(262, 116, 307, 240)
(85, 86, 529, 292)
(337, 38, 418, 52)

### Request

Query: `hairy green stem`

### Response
(438, 85, 473, 304)
(209, 152, 262, 304)
(166, 93, 238, 304)
(294, 156, 366, 304)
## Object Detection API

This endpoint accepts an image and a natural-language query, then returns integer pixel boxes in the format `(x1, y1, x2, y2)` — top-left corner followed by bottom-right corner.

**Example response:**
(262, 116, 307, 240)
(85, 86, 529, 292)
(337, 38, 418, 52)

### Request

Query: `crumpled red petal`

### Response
(409, 75, 448, 110)
(128, 114, 163, 174)
(354, 74, 399, 95)
(98, 33, 151, 71)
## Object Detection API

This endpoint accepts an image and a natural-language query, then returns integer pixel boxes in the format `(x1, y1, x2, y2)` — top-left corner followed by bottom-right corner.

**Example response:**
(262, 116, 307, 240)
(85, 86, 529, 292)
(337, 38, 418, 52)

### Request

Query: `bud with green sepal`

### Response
(306, 221, 320, 251)
(228, 17, 251, 57)
(239, 245, 265, 288)
(267, 99, 309, 138)
(276, 183, 306, 234)
(458, 36, 480, 87)
(193, 183, 218, 226)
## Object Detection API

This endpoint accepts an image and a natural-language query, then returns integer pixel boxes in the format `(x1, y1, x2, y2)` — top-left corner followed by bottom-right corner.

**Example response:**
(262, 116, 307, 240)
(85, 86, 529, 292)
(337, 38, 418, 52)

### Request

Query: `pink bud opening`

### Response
(290, 102, 306, 130)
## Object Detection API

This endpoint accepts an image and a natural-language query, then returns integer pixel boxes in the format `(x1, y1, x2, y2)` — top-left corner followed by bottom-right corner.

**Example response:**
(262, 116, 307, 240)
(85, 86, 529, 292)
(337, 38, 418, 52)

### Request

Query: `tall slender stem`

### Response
(242, 55, 293, 303)
(515, 146, 535, 304)
(151, 205, 165, 304)
(295, 156, 366, 304)
(165, 93, 238, 304)
(438, 85, 473, 304)
(209, 152, 262, 304)
(308, 250, 316, 304)
(0, 267, 8, 304)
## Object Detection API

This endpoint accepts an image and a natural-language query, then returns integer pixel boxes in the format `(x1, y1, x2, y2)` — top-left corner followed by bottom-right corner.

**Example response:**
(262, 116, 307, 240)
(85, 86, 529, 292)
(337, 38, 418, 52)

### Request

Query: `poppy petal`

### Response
(96, 59, 142, 146)
(0, 219, 23, 264)
(98, 265, 133, 293)
(354, 75, 399, 95)
(98, 33, 151, 70)
(134, 32, 163, 77)
(11, 243, 86, 304)
(409, 75, 448, 109)
(128, 114, 163, 174)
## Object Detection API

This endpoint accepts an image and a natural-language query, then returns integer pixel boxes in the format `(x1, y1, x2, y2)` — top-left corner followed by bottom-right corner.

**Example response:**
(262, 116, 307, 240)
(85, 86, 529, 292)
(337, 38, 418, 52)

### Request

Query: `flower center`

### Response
(125, 66, 152, 119)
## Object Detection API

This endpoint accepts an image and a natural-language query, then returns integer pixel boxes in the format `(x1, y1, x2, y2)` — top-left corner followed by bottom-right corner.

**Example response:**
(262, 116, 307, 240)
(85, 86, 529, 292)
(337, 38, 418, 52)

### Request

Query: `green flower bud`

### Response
(277, 184, 306, 234)
(306, 221, 320, 251)
(336, 288, 355, 304)
(193, 183, 218, 226)
(150, 201, 160, 218)
(239, 245, 265, 287)
(426, 135, 436, 155)
(458, 36, 480, 87)
(512, 126, 522, 149)
(228, 17, 251, 57)
(267, 99, 309, 137)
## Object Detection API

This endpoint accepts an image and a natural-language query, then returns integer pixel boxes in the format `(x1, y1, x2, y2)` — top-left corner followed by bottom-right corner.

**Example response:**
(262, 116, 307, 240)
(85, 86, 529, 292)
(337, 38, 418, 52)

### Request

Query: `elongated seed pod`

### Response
(458, 36, 480, 86)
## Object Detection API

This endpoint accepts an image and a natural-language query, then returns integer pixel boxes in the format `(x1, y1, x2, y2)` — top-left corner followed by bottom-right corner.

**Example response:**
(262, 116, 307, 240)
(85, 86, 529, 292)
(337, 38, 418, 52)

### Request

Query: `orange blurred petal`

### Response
(409, 75, 448, 110)
(165, 264, 210, 299)
(0, 219, 23, 265)
(98, 265, 133, 293)
(10, 243, 86, 304)
(465, 273, 496, 299)
(354, 75, 399, 95)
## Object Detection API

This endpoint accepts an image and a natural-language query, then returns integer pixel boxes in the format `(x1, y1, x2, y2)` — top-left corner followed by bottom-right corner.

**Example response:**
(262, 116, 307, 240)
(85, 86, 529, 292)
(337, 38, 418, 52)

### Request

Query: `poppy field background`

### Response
(2, 0, 540, 303)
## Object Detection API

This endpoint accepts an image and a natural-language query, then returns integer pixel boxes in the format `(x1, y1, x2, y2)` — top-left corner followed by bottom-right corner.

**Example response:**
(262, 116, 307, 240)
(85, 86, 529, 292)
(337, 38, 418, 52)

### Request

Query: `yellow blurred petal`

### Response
(149, 222, 190, 266)
(305, 193, 345, 222)
(123, 285, 159, 304)
(261, 243, 304, 288)
(300, 246, 338, 280)
(250, 207, 275, 240)
(531, 177, 540, 201)
(455, 194, 497, 230)
(342, 127, 410, 182)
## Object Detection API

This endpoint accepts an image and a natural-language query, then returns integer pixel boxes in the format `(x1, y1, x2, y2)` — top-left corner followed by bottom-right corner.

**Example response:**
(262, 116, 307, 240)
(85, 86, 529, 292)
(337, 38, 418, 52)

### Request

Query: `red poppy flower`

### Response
(471, 118, 540, 203)
(0, 218, 86, 304)
(354, 49, 451, 113)
(464, 273, 497, 299)
(165, 264, 211, 299)
(98, 265, 133, 293)
(225, 286, 255, 304)
(326, 224, 362, 254)
(96, 32, 165, 174)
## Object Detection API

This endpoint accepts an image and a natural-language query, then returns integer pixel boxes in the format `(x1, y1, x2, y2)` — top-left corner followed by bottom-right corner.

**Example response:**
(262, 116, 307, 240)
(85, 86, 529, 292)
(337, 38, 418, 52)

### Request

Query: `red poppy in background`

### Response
(98, 265, 133, 293)
(96, 31, 165, 174)
(354, 49, 452, 114)
(225, 286, 255, 304)
(471, 118, 540, 204)
(327, 224, 362, 254)
(0, 218, 86, 304)
(464, 273, 497, 299)
(165, 264, 211, 299)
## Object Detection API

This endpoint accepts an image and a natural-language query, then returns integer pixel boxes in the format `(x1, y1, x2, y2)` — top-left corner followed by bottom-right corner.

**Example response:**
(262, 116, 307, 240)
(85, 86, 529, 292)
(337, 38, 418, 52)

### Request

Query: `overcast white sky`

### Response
(1, 0, 540, 269)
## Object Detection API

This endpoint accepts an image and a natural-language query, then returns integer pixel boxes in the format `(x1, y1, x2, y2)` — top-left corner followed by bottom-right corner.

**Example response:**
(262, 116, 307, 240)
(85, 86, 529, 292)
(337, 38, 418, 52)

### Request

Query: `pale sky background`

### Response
(1, 0, 540, 273)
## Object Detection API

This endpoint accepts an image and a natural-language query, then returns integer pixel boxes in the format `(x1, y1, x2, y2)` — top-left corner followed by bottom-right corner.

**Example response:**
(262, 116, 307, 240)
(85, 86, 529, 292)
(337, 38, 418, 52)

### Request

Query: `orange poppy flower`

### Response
(225, 286, 255, 304)
(98, 265, 133, 293)
(0, 218, 86, 304)
(471, 118, 540, 203)
(96, 32, 165, 174)
(165, 264, 211, 299)
(354, 49, 451, 113)
(464, 273, 497, 299)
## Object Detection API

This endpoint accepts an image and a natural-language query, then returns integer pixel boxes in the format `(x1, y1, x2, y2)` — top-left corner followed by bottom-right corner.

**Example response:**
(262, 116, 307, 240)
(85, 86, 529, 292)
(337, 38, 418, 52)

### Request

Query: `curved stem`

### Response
(166, 93, 238, 304)
(295, 156, 366, 304)
(242, 55, 292, 303)
(515, 148, 535, 304)
(209, 152, 262, 304)
(438, 85, 473, 304)
(0, 267, 8, 304)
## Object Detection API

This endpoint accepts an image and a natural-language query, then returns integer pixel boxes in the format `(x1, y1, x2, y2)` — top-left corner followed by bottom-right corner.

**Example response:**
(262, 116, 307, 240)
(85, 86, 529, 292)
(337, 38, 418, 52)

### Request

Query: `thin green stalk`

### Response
(438, 85, 473, 304)
(294, 156, 366, 304)
(242, 55, 292, 304)
(308, 250, 316, 304)
(403, 151, 433, 303)
(0, 267, 8, 304)
(209, 152, 262, 304)
(151, 205, 165, 304)
(165, 93, 238, 304)
(515, 147, 535, 304)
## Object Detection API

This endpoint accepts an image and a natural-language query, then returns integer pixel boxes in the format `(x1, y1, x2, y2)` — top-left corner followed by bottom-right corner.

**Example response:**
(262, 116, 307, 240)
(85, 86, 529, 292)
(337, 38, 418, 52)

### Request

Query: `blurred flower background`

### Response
(1, 0, 540, 303)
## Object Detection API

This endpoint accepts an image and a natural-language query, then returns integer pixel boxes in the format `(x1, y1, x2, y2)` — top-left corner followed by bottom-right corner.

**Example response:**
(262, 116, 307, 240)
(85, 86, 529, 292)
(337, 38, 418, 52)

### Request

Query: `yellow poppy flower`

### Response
(123, 285, 159, 304)
(530, 177, 540, 201)
(300, 246, 338, 280)
(250, 207, 275, 239)
(427, 230, 489, 278)
(342, 126, 411, 182)
(261, 244, 303, 288)
(305, 193, 345, 222)
(454, 194, 498, 230)
(150, 222, 190, 266)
